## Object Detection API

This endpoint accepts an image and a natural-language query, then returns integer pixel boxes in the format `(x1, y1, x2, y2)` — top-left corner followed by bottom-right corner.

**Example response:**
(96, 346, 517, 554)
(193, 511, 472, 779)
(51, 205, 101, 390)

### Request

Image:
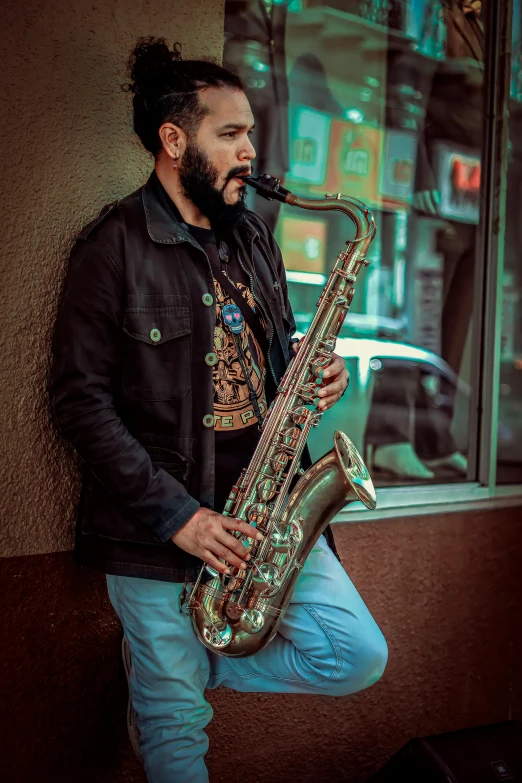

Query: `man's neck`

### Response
(155, 161, 211, 230)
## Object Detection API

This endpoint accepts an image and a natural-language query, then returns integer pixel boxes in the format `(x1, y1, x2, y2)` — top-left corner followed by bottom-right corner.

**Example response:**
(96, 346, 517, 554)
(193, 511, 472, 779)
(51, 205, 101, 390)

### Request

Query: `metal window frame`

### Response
(335, 482, 522, 524)
(469, 0, 514, 490)
(334, 0, 522, 525)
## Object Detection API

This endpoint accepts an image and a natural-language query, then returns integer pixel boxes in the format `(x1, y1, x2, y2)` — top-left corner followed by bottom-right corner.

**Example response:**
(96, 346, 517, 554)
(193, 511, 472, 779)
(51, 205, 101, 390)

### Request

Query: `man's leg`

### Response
(106, 575, 212, 783)
(208, 535, 388, 696)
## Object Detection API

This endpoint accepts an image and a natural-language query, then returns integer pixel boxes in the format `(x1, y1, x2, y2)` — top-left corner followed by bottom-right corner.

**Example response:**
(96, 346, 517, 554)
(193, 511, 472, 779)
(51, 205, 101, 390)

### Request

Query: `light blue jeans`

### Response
(106, 535, 388, 783)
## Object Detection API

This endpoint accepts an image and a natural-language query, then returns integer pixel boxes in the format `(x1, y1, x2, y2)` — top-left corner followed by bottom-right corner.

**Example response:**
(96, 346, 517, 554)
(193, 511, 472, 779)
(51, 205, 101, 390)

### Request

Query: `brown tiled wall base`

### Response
(2, 508, 522, 783)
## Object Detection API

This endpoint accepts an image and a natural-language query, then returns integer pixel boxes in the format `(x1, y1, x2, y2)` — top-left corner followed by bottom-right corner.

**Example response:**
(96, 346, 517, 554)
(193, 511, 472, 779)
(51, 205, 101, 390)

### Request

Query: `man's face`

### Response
(178, 87, 256, 229)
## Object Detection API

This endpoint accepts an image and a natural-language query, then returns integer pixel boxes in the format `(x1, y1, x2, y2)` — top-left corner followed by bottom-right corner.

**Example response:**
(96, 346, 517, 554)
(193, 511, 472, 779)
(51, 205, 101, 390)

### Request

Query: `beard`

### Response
(178, 140, 248, 232)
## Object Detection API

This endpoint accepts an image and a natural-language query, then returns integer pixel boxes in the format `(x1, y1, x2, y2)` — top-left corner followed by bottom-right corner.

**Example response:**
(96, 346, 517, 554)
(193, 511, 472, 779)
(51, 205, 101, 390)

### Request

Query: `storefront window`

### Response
(224, 0, 487, 487)
(498, 0, 522, 484)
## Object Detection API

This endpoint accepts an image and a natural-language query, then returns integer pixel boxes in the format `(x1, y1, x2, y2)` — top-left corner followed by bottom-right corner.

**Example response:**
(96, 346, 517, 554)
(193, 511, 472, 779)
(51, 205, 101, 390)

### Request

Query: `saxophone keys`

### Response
(247, 502, 270, 526)
(239, 608, 265, 634)
(297, 382, 318, 404)
(256, 478, 276, 502)
(311, 410, 323, 427)
(320, 336, 336, 353)
(311, 358, 329, 376)
(291, 405, 309, 425)
(225, 577, 239, 592)
(270, 526, 292, 553)
(270, 451, 289, 474)
(223, 486, 238, 515)
(282, 426, 300, 449)
(202, 624, 233, 649)
(326, 340, 336, 352)
(251, 562, 280, 590)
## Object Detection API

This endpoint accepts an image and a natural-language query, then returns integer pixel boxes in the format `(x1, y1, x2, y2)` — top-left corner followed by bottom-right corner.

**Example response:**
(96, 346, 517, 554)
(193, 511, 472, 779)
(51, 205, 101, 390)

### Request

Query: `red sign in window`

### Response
(451, 158, 481, 193)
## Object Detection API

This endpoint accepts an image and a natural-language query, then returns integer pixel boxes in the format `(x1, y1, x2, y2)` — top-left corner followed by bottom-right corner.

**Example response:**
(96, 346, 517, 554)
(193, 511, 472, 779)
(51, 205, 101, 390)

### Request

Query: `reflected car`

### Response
(305, 335, 515, 469)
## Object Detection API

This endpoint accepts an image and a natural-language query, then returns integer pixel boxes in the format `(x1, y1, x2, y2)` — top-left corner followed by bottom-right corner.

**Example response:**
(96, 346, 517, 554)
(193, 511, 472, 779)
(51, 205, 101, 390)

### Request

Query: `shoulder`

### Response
(75, 186, 144, 243)
(70, 187, 145, 276)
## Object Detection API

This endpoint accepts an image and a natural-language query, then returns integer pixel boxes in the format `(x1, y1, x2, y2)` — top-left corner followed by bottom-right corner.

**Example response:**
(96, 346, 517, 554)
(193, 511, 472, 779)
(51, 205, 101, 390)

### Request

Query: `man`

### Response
(51, 37, 387, 783)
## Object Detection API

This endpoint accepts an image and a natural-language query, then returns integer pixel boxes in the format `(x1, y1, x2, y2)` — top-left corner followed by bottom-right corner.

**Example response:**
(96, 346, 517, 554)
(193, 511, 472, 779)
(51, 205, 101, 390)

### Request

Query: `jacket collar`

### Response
(142, 170, 259, 246)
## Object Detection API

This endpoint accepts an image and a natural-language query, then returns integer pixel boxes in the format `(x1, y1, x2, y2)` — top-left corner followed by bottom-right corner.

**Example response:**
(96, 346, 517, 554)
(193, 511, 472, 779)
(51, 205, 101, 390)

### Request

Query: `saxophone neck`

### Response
(242, 175, 376, 275)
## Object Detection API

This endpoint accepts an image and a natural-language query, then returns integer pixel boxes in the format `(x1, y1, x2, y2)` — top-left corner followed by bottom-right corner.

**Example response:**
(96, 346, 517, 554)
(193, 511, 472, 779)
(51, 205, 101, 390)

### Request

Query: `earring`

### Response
(173, 158, 178, 170)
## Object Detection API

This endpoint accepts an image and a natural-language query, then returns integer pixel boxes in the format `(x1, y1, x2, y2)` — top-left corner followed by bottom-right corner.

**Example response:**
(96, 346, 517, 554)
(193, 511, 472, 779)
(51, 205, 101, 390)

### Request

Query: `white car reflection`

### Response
(305, 335, 522, 469)
(305, 335, 470, 465)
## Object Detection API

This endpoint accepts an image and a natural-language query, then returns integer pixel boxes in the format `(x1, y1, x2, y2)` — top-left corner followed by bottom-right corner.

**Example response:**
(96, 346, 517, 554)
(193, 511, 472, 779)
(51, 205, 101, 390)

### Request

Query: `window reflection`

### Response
(224, 0, 487, 486)
(224, 0, 291, 231)
(498, 0, 522, 484)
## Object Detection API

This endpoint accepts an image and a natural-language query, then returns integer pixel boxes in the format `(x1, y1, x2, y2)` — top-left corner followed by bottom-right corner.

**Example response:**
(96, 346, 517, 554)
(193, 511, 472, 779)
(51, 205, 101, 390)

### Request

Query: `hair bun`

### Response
(128, 37, 182, 94)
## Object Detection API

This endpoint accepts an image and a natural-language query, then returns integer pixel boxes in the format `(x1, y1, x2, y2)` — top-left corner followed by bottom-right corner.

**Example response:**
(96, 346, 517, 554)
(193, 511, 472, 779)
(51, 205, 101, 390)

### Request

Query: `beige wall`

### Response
(0, 0, 224, 557)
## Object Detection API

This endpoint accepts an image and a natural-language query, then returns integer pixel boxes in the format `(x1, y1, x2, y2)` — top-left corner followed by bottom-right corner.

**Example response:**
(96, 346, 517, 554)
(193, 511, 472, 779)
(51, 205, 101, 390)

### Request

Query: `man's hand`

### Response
(292, 340, 349, 411)
(172, 507, 263, 574)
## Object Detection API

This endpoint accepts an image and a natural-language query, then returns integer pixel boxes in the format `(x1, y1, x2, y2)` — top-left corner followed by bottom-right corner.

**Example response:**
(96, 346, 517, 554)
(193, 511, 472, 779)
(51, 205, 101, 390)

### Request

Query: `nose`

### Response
(240, 136, 256, 163)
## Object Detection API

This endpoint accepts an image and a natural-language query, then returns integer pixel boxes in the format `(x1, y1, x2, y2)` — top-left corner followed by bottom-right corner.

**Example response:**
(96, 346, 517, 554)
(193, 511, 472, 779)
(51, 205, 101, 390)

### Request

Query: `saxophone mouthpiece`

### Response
(241, 173, 291, 204)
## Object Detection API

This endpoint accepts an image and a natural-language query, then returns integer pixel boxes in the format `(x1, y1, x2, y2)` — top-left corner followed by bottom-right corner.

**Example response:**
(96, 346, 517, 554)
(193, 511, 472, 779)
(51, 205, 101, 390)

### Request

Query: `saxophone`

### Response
(188, 174, 377, 657)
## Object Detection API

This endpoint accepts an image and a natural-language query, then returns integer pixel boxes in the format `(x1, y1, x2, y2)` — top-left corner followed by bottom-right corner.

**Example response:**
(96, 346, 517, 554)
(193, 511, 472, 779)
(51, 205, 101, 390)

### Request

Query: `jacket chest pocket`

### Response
(122, 295, 191, 401)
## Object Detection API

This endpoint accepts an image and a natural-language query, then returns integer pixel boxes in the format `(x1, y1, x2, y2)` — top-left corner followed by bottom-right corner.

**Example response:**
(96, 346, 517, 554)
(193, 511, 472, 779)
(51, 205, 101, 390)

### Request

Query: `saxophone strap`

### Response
(231, 329, 265, 427)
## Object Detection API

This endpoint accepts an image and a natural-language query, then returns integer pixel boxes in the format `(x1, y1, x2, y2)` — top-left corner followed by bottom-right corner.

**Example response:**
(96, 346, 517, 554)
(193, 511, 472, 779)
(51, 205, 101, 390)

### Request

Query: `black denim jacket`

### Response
(51, 172, 332, 582)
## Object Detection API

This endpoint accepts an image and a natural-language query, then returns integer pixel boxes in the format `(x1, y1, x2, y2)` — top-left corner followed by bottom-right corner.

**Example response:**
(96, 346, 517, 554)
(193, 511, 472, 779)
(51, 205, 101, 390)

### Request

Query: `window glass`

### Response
(498, 0, 522, 484)
(224, 0, 486, 486)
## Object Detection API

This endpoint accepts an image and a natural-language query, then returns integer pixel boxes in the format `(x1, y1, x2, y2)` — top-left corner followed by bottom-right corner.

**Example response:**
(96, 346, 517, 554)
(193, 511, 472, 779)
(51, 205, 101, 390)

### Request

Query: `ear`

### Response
(158, 122, 187, 164)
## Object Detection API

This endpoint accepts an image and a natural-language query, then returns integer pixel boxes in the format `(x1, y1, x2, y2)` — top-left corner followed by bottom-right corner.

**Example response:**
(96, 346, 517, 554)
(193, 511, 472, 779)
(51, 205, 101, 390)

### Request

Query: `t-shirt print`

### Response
(213, 277, 267, 430)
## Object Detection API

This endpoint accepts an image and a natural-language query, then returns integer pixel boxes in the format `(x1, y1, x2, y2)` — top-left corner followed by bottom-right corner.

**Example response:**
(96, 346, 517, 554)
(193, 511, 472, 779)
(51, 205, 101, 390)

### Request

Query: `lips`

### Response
(230, 173, 250, 183)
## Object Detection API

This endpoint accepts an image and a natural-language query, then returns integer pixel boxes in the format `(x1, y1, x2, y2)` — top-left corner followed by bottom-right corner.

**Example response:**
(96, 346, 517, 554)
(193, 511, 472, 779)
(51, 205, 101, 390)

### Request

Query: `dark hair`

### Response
(124, 37, 243, 156)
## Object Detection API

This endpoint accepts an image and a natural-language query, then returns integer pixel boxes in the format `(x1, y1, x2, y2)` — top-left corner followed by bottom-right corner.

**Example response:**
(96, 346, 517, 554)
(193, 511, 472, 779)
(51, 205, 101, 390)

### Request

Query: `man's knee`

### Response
(323, 627, 388, 698)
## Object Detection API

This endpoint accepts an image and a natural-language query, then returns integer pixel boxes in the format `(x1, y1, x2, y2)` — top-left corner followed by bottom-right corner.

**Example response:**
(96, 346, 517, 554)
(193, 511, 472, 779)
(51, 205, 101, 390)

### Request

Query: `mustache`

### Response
(226, 166, 252, 183)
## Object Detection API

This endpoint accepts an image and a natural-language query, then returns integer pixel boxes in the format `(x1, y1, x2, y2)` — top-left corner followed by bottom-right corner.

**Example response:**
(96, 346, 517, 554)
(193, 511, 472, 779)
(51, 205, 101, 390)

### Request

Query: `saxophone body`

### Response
(188, 175, 377, 657)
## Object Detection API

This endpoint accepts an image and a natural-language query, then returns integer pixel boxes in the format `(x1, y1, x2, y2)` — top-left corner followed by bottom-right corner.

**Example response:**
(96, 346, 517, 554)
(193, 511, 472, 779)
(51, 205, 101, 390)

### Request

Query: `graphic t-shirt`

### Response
(188, 225, 267, 513)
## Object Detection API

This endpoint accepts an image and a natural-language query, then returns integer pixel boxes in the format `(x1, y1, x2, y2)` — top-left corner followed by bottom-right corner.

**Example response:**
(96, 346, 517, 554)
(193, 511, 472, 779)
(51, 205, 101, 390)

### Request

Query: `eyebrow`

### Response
(218, 122, 255, 132)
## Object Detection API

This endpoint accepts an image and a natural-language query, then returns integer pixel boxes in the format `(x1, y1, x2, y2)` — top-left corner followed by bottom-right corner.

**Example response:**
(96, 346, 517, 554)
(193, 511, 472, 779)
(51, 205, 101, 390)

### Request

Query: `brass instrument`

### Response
(188, 174, 377, 657)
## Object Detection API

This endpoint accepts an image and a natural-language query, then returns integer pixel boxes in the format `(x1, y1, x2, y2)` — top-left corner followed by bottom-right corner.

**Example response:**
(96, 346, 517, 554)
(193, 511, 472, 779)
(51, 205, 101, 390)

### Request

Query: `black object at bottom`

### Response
(368, 722, 522, 783)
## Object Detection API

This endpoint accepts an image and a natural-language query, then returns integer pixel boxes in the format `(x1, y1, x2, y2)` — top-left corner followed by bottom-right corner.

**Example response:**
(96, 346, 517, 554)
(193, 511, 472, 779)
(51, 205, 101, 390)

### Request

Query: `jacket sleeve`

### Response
(50, 238, 200, 542)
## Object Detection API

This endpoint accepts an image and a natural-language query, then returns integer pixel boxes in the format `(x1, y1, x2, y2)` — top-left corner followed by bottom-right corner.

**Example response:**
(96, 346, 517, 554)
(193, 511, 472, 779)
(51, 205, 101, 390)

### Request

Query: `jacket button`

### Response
(202, 293, 213, 306)
(205, 352, 218, 366)
(203, 414, 214, 428)
(150, 328, 161, 343)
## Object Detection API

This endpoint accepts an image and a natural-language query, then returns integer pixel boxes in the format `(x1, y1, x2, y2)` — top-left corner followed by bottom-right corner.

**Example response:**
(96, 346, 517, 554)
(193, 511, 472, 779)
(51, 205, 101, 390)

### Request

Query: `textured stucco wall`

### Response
(0, 0, 224, 558)
(2, 508, 522, 782)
